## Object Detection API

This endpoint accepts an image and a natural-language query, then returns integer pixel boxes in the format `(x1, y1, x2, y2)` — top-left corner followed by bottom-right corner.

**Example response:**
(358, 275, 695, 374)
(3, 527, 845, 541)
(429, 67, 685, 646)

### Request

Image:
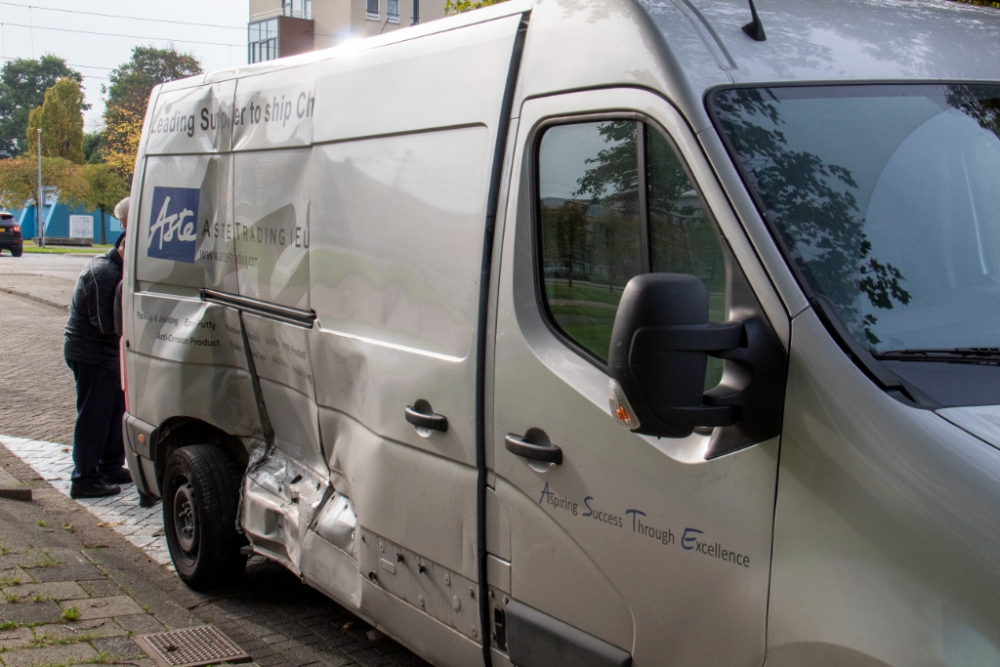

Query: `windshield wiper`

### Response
(874, 348, 1000, 363)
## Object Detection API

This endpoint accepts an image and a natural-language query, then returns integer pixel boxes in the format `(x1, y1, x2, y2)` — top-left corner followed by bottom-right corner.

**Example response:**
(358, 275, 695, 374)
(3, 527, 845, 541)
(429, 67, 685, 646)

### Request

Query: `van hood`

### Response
(938, 405, 1000, 452)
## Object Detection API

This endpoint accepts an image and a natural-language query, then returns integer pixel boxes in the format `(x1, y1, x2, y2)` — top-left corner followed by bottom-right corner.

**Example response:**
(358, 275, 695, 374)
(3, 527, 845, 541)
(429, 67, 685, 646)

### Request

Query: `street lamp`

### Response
(36, 128, 44, 248)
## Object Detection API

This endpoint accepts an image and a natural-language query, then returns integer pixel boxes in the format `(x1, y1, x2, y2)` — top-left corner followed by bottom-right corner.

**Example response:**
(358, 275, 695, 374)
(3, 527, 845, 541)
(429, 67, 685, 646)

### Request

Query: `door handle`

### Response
(505, 434, 563, 465)
(405, 405, 448, 432)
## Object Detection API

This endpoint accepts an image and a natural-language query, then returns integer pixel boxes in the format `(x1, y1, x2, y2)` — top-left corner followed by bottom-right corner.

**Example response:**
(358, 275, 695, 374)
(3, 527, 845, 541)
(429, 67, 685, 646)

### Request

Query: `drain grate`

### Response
(133, 626, 252, 667)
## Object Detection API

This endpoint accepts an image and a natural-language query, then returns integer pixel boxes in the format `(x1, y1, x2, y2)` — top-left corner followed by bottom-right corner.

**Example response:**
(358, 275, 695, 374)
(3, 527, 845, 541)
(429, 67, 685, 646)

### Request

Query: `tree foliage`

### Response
(102, 46, 202, 180)
(712, 88, 911, 347)
(26, 77, 86, 164)
(0, 155, 87, 211)
(83, 132, 106, 164)
(575, 121, 639, 205)
(0, 55, 83, 158)
(444, 0, 507, 14)
(81, 163, 130, 244)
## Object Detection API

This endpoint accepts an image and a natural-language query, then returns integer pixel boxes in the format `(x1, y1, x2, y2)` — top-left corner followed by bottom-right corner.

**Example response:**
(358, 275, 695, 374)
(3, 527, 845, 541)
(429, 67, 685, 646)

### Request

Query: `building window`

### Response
(387, 0, 399, 22)
(367, 0, 379, 20)
(282, 0, 312, 19)
(248, 18, 278, 63)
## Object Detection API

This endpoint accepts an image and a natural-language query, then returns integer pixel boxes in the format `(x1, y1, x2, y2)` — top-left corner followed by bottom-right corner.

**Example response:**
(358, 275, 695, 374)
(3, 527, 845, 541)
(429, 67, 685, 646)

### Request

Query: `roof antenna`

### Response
(742, 0, 766, 42)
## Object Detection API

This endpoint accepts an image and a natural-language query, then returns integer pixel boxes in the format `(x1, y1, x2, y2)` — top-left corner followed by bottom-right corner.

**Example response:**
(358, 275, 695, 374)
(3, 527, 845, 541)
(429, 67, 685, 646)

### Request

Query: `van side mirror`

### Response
(607, 273, 745, 439)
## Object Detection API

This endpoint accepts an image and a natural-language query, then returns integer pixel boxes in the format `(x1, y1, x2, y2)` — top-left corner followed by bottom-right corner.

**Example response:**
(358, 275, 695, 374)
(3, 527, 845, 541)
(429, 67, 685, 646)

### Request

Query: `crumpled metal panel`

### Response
(313, 491, 357, 555)
(301, 490, 361, 609)
(319, 407, 478, 582)
(243, 448, 328, 570)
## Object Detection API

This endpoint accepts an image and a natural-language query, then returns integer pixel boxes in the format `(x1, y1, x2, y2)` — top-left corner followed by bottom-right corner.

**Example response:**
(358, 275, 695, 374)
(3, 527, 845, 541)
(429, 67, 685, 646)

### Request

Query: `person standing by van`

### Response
(63, 196, 131, 498)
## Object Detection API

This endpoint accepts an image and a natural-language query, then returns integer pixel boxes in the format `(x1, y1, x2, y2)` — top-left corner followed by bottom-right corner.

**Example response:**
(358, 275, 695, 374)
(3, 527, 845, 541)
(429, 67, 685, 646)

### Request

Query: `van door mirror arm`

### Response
(625, 318, 745, 431)
(608, 273, 782, 448)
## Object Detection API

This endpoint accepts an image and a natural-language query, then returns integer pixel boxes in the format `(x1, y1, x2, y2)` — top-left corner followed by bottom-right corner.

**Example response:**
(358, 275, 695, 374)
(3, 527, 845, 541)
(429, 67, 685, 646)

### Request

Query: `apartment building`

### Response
(248, 0, 447, 63)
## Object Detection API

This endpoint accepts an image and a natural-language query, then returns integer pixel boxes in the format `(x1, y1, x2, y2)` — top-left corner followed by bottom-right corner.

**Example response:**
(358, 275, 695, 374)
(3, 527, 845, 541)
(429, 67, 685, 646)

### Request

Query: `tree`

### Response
(83, 132, 106, 164)
(444, 0, 507, 14)
(26, 77, 86, 164)
(0, 155, 87, 212)
(81, 164, 130, 244)
(102, 47, 202, 180)
(0, 56, 83, 158)
(712, 87, 911, 347)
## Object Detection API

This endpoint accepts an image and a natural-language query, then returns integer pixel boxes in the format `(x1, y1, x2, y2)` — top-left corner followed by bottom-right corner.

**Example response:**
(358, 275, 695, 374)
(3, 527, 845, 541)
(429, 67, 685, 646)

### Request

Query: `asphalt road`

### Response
(0, 253, 433, 667)
(0, 251, 94, 283)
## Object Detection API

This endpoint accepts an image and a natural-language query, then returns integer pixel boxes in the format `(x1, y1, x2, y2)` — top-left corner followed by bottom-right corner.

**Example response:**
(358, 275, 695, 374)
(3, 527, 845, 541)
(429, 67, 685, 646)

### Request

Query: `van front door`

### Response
(489, 89, 787, 667)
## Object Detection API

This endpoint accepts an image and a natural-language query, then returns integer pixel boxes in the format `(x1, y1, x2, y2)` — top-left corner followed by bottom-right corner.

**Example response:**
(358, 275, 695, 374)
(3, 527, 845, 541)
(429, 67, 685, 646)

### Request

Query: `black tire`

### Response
(11, 247, 21, 257)
(162, 445, 247, 590)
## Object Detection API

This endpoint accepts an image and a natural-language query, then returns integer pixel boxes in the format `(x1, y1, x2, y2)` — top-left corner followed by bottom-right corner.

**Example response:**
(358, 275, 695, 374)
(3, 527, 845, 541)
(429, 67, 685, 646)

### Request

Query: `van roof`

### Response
(660, 0, 1000, 90)
(151, 0, 999, 136)
(156, 0, 1000, 95)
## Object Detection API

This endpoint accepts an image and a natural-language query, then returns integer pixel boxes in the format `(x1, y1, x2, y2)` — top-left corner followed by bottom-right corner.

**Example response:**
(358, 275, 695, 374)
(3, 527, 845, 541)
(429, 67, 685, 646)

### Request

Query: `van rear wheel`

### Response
(162, 445, 247, 590)
(11, 247, 21, 257)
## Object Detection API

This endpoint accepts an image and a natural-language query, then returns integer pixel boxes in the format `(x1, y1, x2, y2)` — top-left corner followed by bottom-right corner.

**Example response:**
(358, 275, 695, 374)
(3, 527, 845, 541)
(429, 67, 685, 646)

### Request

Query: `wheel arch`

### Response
(151, 417, 249, 496)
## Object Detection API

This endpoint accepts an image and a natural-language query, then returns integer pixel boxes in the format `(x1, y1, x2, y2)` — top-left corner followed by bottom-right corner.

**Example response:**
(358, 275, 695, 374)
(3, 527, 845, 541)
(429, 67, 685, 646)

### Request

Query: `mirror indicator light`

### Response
(609, 379, 640, 431)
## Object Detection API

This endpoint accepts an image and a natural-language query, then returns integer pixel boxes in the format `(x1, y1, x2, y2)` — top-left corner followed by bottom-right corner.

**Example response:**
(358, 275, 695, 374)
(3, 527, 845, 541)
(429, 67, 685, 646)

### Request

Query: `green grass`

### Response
(546, 280, 624, 306)
(29, 651, 110, 667)
(0, 620, 43, 631)
(29, 631, 97, 648)
(31, 553, 61, 568)
(550, 306, 617, 360)
(0, 576, 21, 587)
(22, 241, 111, 255)
(60, 606, 80, 622)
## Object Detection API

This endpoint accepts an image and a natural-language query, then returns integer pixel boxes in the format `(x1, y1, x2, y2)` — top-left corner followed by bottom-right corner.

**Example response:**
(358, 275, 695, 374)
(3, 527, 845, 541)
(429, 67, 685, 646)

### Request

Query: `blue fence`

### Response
(13, 201, 124, 244)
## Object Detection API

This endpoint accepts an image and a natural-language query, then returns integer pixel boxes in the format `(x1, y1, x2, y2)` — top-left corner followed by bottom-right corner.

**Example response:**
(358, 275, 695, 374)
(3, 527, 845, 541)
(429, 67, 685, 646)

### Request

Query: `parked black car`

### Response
(0, 211, 23, 257)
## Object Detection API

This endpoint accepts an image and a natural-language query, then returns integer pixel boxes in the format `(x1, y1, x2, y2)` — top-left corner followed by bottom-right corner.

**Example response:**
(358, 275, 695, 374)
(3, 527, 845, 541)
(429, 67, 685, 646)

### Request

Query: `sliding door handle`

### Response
(406, 405, 448, 432)
(505, 434, 563, 465)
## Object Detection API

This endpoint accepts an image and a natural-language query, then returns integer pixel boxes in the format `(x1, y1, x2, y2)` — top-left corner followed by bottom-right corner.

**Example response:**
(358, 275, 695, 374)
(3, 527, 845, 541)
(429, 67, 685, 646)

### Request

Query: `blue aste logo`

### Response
(147, 186, 200, 263)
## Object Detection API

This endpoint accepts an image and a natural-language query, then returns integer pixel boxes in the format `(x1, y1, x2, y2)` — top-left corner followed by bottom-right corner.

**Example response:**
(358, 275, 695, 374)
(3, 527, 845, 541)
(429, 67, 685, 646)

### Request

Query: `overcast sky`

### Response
(0, 0, 249, 133)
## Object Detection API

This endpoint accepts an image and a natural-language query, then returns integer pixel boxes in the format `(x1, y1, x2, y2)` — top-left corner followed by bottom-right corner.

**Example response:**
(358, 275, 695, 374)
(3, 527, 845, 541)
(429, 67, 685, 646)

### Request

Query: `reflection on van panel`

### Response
(120, 0, 1000, 666)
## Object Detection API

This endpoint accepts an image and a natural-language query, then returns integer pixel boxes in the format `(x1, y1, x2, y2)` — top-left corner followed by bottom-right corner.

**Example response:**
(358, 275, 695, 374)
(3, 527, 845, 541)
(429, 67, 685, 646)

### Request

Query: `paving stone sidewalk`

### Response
(0, 435, 171, 567)
(0, 440, 430, 667)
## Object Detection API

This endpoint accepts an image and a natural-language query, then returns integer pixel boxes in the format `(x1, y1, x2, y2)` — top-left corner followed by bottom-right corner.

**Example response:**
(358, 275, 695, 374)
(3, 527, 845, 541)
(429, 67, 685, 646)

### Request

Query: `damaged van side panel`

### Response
(125, 10, 528, 665)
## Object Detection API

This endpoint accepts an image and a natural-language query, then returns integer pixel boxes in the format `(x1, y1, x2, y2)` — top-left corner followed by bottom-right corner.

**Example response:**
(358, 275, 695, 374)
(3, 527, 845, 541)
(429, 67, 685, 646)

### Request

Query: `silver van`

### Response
(120, 0, 1000, 664)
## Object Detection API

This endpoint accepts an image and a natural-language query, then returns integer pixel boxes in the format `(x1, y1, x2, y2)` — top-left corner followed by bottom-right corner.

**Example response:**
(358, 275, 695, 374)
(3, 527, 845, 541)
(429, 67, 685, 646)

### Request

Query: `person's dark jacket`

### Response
(113, 232, 126, 337)
(64, 247, 123, 370)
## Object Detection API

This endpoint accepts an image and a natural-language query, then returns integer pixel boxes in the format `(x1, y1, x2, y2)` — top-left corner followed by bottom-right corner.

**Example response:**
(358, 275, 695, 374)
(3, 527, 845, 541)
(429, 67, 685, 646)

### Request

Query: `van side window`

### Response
(538, 121, 643, 360)
(538, 120, 726, 376)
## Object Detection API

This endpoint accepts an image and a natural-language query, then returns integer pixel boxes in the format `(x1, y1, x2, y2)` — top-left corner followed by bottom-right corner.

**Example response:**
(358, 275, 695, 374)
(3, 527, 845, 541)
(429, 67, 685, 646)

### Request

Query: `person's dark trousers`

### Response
(67, 360, 125, 483)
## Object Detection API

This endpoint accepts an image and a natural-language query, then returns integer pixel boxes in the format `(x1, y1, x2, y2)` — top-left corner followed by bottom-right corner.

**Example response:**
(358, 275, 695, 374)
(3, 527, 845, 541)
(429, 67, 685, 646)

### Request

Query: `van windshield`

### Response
(709, 84, 1000, 355)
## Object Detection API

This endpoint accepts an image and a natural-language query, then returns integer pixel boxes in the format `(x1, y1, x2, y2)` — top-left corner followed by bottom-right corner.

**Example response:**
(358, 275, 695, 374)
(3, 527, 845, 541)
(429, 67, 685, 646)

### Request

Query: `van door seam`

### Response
(475, 12, 530, 667)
